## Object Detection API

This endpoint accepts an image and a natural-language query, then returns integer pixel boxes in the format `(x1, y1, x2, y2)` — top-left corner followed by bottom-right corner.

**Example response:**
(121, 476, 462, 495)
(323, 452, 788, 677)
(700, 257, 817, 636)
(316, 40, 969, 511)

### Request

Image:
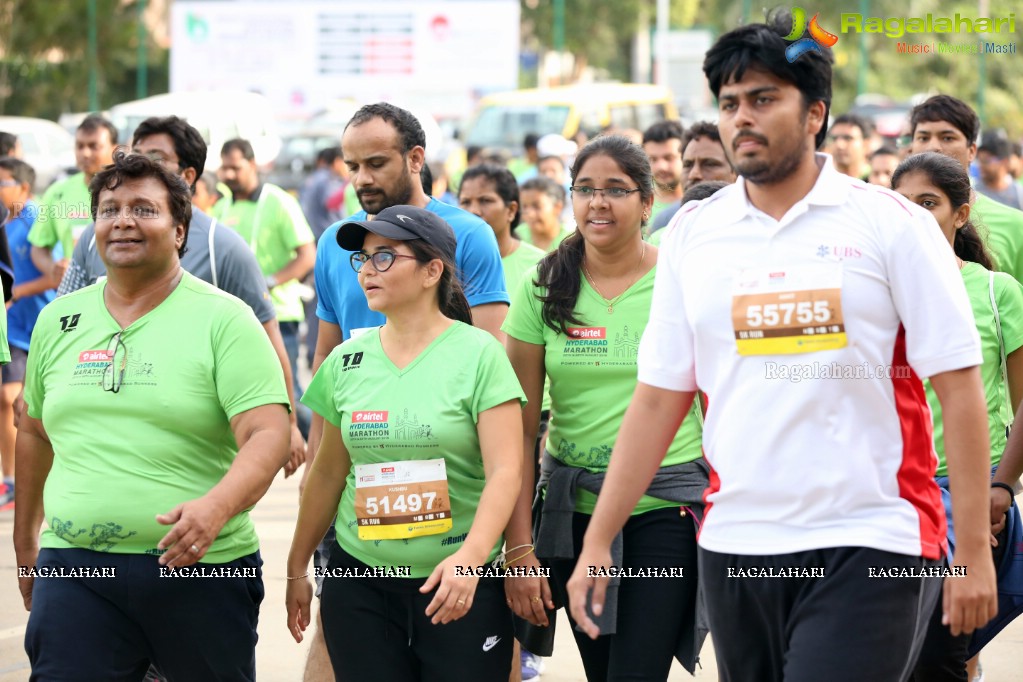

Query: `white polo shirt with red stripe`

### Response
(640, 154, 981, 560)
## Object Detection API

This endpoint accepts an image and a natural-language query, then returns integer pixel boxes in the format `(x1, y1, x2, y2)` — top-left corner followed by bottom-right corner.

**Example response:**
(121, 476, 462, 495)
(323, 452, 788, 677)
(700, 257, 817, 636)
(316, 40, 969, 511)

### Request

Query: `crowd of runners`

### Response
(3, 9, 1023, 682)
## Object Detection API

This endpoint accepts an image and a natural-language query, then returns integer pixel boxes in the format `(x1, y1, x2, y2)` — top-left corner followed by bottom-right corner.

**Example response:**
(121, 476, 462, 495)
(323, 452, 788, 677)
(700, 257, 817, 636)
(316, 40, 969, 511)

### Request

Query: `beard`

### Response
(357, 167, 414, 215)
(654, 176, 680, 193)
(734, 133, 810, 186)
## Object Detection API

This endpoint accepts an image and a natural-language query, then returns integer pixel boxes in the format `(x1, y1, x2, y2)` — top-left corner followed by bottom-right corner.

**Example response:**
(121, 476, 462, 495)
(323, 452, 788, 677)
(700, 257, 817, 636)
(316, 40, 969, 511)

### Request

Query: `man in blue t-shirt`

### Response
(300, 102, 509, 682)
(0, 157, 55, 509)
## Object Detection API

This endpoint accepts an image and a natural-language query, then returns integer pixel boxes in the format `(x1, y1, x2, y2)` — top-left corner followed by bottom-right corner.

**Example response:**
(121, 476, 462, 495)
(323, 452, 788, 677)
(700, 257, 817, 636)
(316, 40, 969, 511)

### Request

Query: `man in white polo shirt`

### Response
(565, 12, 997, 682)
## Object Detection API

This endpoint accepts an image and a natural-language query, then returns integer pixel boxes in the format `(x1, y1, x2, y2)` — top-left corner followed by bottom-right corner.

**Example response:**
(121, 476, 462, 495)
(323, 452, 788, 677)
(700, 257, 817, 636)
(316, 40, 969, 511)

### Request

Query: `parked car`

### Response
(0, 116, 77, 192)
(266, 129, 341, 193)
(464, 83, 679, 154)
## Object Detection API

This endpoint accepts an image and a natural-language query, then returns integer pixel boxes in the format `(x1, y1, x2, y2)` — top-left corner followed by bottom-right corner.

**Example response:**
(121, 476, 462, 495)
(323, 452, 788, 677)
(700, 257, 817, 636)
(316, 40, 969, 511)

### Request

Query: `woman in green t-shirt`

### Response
(893, 151, 1023, 680)
(518, 176, 571, 252)
(286, 205, 525, 680)
(459, 162, 552, 679)
(503, 135, 707, 679)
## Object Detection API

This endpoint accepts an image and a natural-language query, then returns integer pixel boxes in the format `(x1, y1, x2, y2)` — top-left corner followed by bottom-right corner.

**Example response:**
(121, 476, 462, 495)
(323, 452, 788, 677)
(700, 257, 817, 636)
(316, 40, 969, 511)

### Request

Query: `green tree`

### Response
(522, 0, 1022, 134)
(0, 0, 168, 119)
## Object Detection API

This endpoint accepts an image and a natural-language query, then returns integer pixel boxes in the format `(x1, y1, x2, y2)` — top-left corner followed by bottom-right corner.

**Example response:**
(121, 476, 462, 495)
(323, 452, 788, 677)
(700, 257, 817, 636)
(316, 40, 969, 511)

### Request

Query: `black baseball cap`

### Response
(337, 205, 457, 263)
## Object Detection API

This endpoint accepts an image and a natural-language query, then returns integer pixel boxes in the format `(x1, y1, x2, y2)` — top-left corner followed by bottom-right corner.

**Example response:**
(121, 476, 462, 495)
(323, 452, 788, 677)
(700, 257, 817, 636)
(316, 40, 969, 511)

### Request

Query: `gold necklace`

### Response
(582, 242, 647, 314)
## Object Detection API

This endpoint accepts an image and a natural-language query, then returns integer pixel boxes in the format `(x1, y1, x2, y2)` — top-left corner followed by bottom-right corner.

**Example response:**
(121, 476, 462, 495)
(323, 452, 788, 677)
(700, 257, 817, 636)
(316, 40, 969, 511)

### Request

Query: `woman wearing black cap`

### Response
(285, 205, 525, 680)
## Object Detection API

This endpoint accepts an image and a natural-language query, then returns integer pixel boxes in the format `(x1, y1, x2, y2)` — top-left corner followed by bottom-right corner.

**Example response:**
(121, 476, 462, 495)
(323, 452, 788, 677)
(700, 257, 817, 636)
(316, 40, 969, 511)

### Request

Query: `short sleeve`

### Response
(212, 303, 290, 419)
(453, 218, 510, 307)
(993, 271, 1023, 355)
(301, 350, 344, 428)
(314, 225, 341, 325)
(501, 266, 546, 345)
(470, 336, 526, 421)
(28, 184, 60, 249)
(56, 224, 95, 297)
(213, 224, 276, 323)
(637, 218, 698, 391)
(23, 308, 56, 419)
(273, 191, 315, 252)
(883, 197, 982, 378)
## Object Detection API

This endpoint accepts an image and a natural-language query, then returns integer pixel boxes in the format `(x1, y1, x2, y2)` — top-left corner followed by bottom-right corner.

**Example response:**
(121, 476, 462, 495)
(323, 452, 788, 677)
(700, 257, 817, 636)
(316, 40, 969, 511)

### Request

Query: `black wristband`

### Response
(991, 481, 1016, 499)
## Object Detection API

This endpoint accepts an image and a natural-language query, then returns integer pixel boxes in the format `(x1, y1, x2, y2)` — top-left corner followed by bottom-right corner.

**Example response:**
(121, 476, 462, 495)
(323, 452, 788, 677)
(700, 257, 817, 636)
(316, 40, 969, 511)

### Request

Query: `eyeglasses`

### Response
(570, 186, 642, 200)
(0, 180, 19, 188)
(102, 331, 127, 394)
(349, 250, 419, 273)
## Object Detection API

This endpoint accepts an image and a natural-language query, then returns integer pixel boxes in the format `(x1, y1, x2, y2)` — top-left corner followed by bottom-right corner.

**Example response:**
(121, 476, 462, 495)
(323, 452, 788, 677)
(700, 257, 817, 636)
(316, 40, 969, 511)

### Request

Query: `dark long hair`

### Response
(891, 152, 993, 270)
(405, 239, 473, 325)
(535, 134, 653, 334)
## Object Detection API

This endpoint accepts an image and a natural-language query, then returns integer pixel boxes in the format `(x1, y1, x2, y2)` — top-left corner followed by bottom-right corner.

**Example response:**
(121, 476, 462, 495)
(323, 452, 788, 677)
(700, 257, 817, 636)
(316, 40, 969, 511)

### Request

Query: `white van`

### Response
(109, 91, 282, 171)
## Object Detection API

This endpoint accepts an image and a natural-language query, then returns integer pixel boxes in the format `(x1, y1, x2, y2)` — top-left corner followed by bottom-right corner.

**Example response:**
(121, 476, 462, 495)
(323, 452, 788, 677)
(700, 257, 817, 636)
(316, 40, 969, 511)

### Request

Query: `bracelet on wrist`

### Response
(265, 275, 277, 290)
(504, 547, 535, 568)
(286, 572, 309, 580)
(991, 481, 1015, 499)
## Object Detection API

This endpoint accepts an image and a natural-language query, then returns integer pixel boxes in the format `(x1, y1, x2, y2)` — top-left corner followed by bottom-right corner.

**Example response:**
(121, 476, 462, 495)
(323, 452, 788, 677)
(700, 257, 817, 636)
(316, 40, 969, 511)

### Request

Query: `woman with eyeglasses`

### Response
(286, 205, 524, 680)
(14, 152, 291, 680)
(502, 135, 707, 680)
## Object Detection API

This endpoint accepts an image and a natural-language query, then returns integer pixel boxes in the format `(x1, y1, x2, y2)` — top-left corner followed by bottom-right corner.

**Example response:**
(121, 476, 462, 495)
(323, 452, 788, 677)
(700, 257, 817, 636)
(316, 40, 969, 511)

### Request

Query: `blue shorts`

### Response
(26, 548, 263, 681)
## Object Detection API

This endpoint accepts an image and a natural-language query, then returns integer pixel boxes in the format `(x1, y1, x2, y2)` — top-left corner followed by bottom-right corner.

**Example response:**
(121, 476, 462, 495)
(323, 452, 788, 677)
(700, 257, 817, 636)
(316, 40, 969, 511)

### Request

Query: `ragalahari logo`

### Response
(784, 7, 839, 62)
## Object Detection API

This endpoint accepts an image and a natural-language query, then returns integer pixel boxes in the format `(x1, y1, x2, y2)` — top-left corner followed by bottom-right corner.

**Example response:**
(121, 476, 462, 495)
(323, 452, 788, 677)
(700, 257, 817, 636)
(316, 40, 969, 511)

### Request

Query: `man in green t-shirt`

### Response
(909, 95, 1023, 283)
(29, 115, 117, 283)
(642, 120, 685, 222)
(218, 137, 316, 421)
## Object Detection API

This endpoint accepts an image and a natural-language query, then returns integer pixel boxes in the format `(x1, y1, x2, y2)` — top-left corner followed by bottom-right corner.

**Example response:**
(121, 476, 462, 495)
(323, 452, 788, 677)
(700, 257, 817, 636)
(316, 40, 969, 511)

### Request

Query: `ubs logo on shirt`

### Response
(817, 245, 862, 259)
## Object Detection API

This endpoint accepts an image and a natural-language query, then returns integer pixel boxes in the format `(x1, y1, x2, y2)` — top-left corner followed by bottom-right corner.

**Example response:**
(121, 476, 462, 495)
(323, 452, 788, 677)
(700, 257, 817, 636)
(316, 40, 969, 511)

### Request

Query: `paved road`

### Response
(2, 472, 1021, 681)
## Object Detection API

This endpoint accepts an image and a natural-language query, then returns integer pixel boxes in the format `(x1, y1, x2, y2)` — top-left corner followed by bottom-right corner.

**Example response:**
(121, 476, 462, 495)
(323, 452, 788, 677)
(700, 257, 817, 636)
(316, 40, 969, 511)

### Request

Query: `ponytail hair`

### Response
(536, 134, 653, 334)
(891, 151, 994, 270)
(536, 230, 587, 334)
(406, 239, 473, 325)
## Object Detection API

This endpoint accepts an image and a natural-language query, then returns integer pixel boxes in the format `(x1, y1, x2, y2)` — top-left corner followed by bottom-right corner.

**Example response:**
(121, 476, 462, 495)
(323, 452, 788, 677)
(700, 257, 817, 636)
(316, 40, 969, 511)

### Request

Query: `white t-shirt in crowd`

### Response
(640, 155, 981, 560)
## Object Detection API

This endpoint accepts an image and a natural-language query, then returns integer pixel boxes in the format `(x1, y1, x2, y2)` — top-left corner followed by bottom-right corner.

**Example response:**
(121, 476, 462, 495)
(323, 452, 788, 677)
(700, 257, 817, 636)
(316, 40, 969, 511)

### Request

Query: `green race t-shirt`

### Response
(24, 272, 289, 562)
(502, 266, 704, 514)
(301, 322, 526, 578)
(502, 241, 545, 292)
(651, 197, 675, 223)
(925, 262, 1023, 475)
(503, 242, 550, 412)
(29, 173, 93, 257)
(220, 184, 315, 322)
(975, 193, 1023, 283)
(0, 304, 9, 364)
(516, 225, 570, 252)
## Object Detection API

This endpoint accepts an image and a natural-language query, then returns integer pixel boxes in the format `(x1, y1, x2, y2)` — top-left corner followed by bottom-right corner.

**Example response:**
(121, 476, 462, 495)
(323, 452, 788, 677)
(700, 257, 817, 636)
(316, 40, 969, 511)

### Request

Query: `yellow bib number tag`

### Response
(354, 459, 453, 540)
(731, 264, 846, 355)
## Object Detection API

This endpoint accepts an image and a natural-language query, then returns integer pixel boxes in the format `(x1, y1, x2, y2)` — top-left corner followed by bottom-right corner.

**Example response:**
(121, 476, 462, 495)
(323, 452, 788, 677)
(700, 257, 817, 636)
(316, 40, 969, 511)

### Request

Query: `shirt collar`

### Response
(234, 183, 264, 204)
(714, 153, 850, 226)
